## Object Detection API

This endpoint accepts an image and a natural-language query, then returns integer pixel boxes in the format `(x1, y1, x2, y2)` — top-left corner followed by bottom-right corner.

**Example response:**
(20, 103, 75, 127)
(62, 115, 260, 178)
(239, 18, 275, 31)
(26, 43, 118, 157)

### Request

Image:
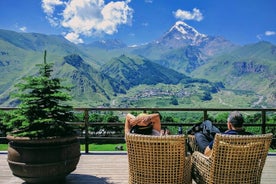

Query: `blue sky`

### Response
(0, 0, 276, 45)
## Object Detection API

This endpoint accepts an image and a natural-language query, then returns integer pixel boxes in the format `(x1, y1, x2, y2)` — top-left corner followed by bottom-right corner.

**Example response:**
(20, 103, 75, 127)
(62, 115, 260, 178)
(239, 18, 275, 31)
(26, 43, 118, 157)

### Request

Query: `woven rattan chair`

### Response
(126, 133, 192, 184)
(187, 134, 200, 152)
(192, 133, 273, 184)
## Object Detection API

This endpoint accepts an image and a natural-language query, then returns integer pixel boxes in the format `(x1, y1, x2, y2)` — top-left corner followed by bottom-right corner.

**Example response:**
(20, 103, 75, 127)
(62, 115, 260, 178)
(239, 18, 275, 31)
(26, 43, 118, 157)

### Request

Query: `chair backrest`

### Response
(125, 133, 191, 184)
(187, 134, 200, 152)
(210, 133, 273, 184)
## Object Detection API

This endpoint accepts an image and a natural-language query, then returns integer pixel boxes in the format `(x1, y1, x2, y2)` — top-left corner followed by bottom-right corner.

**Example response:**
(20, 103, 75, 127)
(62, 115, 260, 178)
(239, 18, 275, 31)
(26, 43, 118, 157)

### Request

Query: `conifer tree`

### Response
(5, 51, 74, 138)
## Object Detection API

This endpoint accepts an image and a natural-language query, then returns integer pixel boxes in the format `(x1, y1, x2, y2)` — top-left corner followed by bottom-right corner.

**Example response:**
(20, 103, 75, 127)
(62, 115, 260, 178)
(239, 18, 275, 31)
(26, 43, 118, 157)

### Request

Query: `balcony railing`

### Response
(1, 107, 275, 153)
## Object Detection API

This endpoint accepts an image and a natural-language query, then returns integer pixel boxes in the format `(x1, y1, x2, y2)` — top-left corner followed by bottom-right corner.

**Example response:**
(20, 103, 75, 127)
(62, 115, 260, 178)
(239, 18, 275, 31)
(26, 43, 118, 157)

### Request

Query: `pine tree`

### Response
(5, 51, 74, 138)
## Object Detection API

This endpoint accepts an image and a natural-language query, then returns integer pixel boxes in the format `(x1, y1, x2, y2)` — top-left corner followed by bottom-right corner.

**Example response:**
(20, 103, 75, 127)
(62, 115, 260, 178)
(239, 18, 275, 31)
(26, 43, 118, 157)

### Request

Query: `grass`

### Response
(0, 143, 127, 152)
(0, 144, 7, 151)
(80, 143, 126, 151)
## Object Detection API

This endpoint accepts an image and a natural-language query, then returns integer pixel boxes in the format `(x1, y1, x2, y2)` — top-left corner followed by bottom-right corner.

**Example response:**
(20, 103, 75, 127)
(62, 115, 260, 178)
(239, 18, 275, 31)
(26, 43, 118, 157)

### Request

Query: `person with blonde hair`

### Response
(124, 112, 162, 136)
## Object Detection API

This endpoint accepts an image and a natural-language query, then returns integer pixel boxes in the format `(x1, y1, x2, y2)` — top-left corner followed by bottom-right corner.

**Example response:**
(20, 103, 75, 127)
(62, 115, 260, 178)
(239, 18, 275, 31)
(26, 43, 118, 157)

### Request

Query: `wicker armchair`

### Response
(126, 133, 192, 184)
(187, 134, 200, 153)
(192, 133, 273, 184)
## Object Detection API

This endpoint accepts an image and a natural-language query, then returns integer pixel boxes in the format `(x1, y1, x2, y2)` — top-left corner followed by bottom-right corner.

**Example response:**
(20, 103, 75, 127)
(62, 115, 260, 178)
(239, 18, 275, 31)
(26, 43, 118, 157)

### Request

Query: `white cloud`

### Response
(145, 0, 153, 3)
(19, 26, 27, 32)
(257, 31, 276, 41)
(41, 0, 133, 44)
(265, 31, 276, 36)
(42, 0, 65, 26)
(256, 34, 262, 40)
(42, 0, 64, 14)
(64, 32, 84, 44)
(141, 22, 149, 27)
(173, 8, 203, 22)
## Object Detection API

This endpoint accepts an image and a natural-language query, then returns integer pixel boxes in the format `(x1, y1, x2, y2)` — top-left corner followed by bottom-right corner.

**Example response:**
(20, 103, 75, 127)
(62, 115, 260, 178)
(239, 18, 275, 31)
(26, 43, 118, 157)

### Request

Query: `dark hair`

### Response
(227, 111, 244, 128)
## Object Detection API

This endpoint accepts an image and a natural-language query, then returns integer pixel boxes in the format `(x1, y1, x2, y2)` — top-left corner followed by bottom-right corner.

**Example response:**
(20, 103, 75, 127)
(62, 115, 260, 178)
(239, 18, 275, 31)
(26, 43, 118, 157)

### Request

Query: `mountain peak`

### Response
(155, 21, 207, 48)
(170, 21, 206, 39)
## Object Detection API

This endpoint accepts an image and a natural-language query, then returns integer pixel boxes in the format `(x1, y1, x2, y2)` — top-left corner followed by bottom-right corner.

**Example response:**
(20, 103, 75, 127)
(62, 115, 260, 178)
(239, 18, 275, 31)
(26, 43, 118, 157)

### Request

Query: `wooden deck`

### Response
(0, 151, 275, 184)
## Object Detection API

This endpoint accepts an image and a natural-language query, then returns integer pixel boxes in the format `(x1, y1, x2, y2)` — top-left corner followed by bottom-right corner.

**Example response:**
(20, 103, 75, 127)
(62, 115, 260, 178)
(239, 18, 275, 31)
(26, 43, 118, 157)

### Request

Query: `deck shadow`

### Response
(16, 174, 112, 184)
(66, 173, 114, 184)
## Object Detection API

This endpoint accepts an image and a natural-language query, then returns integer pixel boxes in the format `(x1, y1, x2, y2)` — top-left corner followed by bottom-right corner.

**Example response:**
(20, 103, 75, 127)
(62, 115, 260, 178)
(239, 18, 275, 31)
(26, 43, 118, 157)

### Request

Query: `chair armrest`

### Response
(191, 151, 212, 183)
(185, 153, 192, 167)
(192, 151, 211, 169)
(184, 154, 192, 184)
(192, 151, 210, 159)
(187, 135, 199, 152)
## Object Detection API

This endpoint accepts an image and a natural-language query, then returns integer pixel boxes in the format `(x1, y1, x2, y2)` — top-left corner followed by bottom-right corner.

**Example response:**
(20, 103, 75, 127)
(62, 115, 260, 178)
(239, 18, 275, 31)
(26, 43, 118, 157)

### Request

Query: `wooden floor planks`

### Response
(0, 152, 275, 184)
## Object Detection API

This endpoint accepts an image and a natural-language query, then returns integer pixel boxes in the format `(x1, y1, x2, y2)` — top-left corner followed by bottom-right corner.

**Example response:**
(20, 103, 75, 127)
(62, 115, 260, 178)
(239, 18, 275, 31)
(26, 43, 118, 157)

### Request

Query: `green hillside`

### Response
(0, 29, 275, 108)
(101, 55, 187, 89)
(190, 41, 276, 107)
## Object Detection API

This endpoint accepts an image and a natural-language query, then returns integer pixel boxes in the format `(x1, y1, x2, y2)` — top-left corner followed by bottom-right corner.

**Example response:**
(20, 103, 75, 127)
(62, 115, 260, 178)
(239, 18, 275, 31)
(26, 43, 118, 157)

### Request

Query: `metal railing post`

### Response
(261, 110, 266, 134)
(203, 110, 208, 121)
(84, 109, 89, 153)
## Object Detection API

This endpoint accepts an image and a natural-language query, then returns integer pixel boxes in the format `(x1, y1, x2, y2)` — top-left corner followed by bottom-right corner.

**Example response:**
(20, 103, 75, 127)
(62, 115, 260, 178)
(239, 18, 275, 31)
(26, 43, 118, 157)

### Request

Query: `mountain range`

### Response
(0, 21, 275, 108)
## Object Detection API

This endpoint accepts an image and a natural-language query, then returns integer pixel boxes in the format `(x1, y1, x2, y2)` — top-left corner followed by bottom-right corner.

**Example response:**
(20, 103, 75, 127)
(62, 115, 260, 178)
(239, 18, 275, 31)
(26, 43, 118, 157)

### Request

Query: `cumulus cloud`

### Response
(64, 32, 84, 44)
(265, 31, 276, 36)
(145, 0, 153, 3)
(41, 0, 133, 44)
(19, 26, 27, 32)
(256, 34, 262, 40)
(173, 8, 203, 22)
(42, 0, 65, 26)
(42, 0, 64, 14)
(141, 22, 149, 27)
(257, 30, 276, 41)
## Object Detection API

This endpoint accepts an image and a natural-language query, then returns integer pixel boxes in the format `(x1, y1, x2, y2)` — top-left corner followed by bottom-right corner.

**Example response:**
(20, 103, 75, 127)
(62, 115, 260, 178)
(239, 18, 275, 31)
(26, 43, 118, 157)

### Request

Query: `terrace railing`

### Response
(1, 107, 275, 153)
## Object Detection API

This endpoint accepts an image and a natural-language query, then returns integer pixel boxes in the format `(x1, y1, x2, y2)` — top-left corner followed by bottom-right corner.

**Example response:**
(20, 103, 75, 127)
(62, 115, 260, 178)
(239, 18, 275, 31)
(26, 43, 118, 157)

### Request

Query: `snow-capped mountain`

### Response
(151, 21, 236, 56)
(155, 21, 208, 47)
(83, 21, 235, 57)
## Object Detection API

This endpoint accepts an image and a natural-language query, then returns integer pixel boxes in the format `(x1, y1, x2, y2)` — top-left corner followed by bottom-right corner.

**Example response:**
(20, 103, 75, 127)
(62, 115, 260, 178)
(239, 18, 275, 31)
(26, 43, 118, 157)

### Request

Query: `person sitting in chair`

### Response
(195, 111, 252, 156)
(124, 112, 162, 136)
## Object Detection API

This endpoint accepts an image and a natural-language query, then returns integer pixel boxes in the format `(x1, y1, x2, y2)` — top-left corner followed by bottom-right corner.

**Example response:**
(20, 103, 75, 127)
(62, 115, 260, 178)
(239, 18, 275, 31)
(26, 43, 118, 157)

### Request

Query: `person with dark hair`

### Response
(195, 111, 252, 156)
